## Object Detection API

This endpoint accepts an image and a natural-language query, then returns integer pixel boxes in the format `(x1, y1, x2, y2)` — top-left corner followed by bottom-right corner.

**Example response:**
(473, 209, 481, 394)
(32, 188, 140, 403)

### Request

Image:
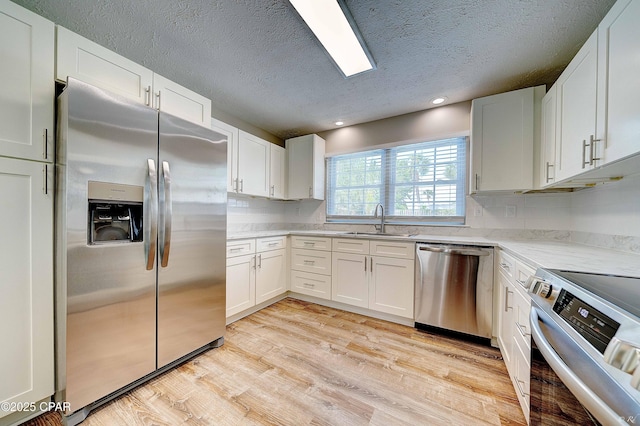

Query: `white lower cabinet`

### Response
(0, 157, 54, 420)
(496, 249, 533, 423)
(255, 248, 287, 304)
(226, 236, 287, 319)
(369, 255, 414, 318)
(497, 271, 514, 368)
(331, 238, 414, 319)
(332, 252, 368, 308)
(226, 253, 256, 317)
(290, 236, 332, 300)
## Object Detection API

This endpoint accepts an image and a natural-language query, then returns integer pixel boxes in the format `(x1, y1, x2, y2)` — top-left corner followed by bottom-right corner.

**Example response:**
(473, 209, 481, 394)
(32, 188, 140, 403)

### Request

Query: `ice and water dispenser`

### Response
(88, 181, 143, 244)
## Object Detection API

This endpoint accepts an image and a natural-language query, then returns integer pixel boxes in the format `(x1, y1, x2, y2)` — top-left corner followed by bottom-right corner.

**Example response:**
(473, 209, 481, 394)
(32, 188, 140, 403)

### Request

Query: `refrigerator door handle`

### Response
(146, 159, 158, 270)
(160, 160, 173, 267)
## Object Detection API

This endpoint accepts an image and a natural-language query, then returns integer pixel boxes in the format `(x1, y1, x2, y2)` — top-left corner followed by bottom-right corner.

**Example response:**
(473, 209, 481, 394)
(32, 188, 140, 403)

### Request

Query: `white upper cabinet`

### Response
(470, 86, 545, 193)
(549, 0, 640, 185)
(597, 0, 640, 165)
(56, 26, 153, 105)
(269, 144, 286, 199)
(540, 84, 557, 187)
(211, 118, 240, 193)
(152, 73, 211, 128)
(215, 118, 286, 200)
(56, 26, 211, 127)
(0, 1, 54, 162)
(554, 30, 598, 181)
(286, 134, 325, 200)
(237, 130, 271, 197)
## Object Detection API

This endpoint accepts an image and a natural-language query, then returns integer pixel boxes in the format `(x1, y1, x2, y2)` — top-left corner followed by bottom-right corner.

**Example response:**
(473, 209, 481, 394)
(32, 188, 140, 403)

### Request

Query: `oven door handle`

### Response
(530, 307, 627, 425)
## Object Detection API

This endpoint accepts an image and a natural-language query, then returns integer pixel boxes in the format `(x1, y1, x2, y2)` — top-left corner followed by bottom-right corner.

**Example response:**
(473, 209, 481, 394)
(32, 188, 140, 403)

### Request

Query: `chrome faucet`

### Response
(373, 203, 385, 234)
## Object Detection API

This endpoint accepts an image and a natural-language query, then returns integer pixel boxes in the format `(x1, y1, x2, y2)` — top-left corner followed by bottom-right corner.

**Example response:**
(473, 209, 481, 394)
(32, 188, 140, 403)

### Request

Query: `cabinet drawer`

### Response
(291, 248, 331, 275)
(332, 238, 369, 254)
(497, 250, 515, 279)
(513, 286, 532, 351)
(291, 235, 331, 251)
(290, 270, 331, 300)
(514, 260, 535, 289)
(227, 239, 255, 257)
(257, 235, 286, 252)
(370, 240, 415, 259)
(513, 338, 531, 423)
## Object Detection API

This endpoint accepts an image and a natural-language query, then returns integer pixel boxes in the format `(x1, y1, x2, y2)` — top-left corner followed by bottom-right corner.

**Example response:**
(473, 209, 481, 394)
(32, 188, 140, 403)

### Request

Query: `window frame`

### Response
(326, 137, 468, 225)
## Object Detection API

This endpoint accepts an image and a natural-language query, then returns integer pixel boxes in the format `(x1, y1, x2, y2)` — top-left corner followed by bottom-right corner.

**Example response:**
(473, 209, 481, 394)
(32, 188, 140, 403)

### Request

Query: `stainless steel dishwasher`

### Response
(415, 243, 494, 339)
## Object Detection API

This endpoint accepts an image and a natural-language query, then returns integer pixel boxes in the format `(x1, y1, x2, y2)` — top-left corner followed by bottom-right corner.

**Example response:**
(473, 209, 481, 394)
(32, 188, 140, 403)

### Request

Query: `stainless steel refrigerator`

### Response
(55, 78, 226, 423)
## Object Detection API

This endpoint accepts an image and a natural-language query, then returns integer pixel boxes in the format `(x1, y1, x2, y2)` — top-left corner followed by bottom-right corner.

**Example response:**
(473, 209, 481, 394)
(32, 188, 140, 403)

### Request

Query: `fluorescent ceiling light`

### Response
(289, 0, 375, 77)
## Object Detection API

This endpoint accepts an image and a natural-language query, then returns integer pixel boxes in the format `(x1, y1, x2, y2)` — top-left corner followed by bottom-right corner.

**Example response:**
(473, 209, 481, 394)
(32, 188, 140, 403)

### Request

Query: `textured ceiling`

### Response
(15, 0, 616, 139)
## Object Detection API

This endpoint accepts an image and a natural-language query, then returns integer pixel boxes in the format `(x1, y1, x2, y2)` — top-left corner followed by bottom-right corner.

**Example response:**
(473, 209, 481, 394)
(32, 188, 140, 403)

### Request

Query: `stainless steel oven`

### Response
(528, 269, 640, 425)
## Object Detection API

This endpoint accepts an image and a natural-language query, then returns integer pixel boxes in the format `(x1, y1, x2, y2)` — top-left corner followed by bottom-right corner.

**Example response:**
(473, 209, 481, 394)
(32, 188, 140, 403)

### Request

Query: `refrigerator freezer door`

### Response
(157, 113, 227, 368)
(58, 78, 158, 410)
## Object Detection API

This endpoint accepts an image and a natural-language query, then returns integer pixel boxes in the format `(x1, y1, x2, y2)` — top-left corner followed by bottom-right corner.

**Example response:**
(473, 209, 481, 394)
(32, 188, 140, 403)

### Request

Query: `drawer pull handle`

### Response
(303, 260, 315, 265)
(230, 247, 243, 252)
(499, 262, 511, 271)
(516, 322, 530, 338)
(515, 377, 529, 397)
(303, 282, 315, 288)
(303, 241, 315, 246)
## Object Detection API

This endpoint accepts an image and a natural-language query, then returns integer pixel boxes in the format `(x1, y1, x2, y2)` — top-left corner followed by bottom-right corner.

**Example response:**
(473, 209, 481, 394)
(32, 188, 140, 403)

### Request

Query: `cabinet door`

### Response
(286, 134, 325, 200)
(0, 157, 53, 416)
(211, 118, 240, 193)
(56, 26, 153, 106)
(255, 249, 287, 304)
(470, 87, 535, 192)
(237, 130, 270, 197)
(153, 73, 211, 128)
(226, 254, 255, 317)
(0, 2, 54, 162)
(369, 256, 414, 318)
(598, 0, 640, 164)
(331, 253, 368, 308)
(540, 84, 557, 187)
(497, 273, 514, 373)
(555, 30, 598, 181)
(269, 144, 286, 199)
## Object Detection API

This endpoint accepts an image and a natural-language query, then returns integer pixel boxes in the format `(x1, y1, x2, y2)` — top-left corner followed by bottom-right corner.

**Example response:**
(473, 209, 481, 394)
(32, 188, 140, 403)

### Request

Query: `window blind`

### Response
(326, 137, 466, 224)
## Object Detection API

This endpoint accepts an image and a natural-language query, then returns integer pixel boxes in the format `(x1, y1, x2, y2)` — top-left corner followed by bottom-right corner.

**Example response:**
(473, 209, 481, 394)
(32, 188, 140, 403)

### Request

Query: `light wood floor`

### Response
(25, 298, 526, 425)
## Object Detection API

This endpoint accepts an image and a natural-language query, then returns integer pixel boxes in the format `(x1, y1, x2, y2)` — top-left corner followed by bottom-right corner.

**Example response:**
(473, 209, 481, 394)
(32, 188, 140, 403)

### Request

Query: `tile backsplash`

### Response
(228, 173, 640, 253)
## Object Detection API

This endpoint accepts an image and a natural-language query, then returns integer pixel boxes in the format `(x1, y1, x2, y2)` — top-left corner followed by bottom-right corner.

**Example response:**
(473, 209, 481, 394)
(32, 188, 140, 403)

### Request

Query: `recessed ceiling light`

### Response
(431, 97, 448, 105)
(289, 0, 375, 78)
(335, 121, 344, 126)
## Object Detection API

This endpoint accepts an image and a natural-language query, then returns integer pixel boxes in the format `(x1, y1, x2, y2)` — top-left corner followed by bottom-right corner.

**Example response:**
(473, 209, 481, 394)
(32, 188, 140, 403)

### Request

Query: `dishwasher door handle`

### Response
(417, 244, 489, 257)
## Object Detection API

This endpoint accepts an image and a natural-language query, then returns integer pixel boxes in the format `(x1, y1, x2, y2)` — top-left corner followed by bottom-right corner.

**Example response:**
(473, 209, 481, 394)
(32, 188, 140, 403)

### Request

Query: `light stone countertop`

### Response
(227, 230, 640, 278)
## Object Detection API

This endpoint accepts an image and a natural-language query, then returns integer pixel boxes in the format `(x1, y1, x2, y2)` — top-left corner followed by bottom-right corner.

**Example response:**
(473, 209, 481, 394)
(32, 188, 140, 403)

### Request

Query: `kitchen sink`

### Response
(340, 231, 416, 238)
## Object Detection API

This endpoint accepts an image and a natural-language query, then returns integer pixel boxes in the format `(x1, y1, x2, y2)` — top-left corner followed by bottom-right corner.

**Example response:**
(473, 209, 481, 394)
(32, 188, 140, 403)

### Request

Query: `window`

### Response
(326, 137, 467, 224)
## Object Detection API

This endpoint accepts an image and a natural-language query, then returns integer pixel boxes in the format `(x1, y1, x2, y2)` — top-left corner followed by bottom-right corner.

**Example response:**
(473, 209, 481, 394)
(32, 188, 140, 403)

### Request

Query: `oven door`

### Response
(530, 305, 632, 425)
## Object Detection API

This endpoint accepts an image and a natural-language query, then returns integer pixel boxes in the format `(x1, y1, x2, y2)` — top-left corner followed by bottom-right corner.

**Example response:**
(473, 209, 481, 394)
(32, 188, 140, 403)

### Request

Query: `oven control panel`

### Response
(553, 289, 621, 354)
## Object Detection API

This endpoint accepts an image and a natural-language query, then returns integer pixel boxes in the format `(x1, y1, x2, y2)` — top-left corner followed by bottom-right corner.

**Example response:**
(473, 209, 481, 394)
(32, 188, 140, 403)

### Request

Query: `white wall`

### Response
(570, 174, 640, 237)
